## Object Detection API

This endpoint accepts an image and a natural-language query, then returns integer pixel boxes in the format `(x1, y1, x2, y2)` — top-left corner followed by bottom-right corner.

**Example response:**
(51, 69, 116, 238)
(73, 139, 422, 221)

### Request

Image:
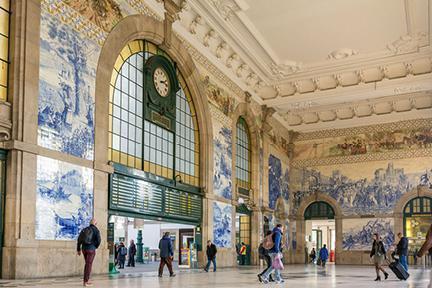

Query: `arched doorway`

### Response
(304, 201, 336, 264)
(403, 197, 432, 265)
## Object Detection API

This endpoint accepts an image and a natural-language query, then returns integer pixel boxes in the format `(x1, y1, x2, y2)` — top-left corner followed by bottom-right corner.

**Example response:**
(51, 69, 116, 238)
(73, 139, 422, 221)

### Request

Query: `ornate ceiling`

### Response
(153, 0, 432, 131)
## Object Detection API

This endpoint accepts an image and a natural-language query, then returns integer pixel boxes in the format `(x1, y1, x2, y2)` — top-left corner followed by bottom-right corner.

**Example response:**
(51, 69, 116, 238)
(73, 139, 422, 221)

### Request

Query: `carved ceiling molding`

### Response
(261, 56, 432, 99)
(209, 0, 243, 21)
(176, 34, 245, 99)
(178, 1, 266, 96)
(282, 92, 432, 127)
(295, 117, 432, 142)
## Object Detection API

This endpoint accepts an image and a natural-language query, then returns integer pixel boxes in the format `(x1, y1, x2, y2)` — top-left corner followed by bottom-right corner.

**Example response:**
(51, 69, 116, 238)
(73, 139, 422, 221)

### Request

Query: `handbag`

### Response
(272, 253, 284, 270)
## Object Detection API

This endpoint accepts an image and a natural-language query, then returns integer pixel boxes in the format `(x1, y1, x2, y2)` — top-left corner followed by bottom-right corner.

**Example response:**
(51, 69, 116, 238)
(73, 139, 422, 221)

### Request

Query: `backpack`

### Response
(120, 246, 127, 256)
(258, 244, 266, 257)
(80, 226, 94, 245)
(262, 233, 274, 250)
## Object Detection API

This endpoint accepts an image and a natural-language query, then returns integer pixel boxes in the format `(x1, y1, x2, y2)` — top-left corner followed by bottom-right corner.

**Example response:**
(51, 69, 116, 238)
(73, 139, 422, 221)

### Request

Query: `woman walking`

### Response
(370, 233, 389, 281)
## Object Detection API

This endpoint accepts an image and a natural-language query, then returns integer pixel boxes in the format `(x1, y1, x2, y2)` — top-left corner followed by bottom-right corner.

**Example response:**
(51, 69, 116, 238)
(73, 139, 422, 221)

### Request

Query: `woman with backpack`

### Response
(257, 231, 274, 282)
(117, 242, 127, 269)
(259, 224, 285, 284)
(370, 233, 389, 281)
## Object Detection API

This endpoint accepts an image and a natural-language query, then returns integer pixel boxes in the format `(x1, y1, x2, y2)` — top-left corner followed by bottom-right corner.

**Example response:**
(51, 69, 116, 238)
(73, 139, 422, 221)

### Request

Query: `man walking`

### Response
(127, 239, 137, 267)
(258, 231, 274, 282)
(204, 240, 217, 272)
(260, 224, 285, 284)
(158, 232, 176, 277)
(396, 232, 409, 271)
(239, 242, 247, 265)
(319, 244, 329, 267)
(77, 219, 101, 287)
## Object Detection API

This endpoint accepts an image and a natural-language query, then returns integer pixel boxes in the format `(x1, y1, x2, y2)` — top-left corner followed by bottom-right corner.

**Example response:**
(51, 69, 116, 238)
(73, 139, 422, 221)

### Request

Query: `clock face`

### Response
(153, 67, 170, 97)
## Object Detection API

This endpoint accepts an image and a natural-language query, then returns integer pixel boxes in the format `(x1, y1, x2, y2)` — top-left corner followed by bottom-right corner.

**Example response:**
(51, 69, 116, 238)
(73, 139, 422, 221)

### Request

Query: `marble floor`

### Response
(0, 264, 430, 287)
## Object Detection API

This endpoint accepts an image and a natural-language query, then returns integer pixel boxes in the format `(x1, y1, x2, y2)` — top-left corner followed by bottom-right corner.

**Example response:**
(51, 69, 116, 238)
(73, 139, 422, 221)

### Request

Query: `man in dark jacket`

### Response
(158, 232, 175, 277)
(77, 219, 101, 287)
(396, 232, 409, 271)
(204, 240, 217, 272)
(127, 239, 137, 267)
(258, 231, 274, 282)
(260, 224, 284, 284)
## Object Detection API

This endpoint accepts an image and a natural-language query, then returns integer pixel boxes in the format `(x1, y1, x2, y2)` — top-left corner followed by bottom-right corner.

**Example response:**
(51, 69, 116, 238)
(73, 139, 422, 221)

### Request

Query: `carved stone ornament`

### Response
(270, 61, 302, 78)
(387, 33, 427, 55)
(327, 48, 359, 60)
(210, 0, 241, 21)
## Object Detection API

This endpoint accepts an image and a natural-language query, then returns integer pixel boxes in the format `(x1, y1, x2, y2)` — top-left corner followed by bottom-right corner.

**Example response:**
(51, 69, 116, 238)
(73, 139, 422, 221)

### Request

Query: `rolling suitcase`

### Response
(388, 260, 409, 280)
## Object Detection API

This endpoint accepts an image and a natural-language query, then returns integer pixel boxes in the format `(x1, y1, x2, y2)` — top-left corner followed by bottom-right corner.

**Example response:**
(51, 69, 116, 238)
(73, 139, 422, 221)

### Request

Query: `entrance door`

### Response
(0, 150, 6, 277)
(179, 229, 194, 266)
(304, 201, 336, 263)
(404, 197, 432, 266)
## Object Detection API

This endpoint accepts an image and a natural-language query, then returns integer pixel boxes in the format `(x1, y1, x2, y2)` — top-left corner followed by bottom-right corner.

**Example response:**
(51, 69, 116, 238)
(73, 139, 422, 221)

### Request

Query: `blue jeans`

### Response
(399, 255, 408, 271)
(262, 253, 282, 282)
(205, 257, 216, 271)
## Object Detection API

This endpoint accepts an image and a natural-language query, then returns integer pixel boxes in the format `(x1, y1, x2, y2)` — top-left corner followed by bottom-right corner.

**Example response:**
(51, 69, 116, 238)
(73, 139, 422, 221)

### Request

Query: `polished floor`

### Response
(0, 264, 431, 287)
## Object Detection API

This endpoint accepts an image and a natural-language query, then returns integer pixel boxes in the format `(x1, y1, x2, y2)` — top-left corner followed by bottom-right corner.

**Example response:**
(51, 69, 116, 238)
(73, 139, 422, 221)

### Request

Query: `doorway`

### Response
(403, 197, 432, 266)
(304, 201, 336, 264)
(108, 216, 198, 272)
(236, 204, 251, 265)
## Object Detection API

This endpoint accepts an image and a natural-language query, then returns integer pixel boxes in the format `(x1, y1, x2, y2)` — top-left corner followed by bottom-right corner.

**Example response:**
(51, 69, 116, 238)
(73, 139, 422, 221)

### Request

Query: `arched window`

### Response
(403, 197, 432, 249)
(236, 117, 251, 197)
(108, 40, 199, 187)
(0, 1, 11, 101)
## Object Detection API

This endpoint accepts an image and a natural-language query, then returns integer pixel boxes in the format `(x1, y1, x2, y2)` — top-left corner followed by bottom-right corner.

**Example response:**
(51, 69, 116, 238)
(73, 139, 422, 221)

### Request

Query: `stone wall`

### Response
(3, 0, 292, 278)
(289, 119, 432, 265)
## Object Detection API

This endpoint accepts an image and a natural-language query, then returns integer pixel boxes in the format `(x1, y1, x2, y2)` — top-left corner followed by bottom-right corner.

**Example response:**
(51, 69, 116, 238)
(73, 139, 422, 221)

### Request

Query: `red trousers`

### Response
(158, 257, 174, 276)
(82, 250, 96, 283)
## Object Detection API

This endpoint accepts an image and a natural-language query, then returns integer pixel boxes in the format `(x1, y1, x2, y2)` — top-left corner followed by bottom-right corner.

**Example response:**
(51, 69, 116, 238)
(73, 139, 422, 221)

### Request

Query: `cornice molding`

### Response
(281, 91, 432, 127)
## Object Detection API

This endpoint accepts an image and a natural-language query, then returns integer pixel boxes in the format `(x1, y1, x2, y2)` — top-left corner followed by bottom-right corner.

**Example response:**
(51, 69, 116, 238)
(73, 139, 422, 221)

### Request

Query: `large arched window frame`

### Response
(0, 0, 10, 101)
(236, 117, 251, 197)
(108, 40, 199, 187)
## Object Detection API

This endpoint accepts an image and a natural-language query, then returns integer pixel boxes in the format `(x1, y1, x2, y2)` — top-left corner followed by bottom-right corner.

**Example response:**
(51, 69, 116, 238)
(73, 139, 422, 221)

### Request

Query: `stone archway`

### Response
(295, 192, 342, 264)
(393, 185, 432, 248)
(93, 13, 214, 268)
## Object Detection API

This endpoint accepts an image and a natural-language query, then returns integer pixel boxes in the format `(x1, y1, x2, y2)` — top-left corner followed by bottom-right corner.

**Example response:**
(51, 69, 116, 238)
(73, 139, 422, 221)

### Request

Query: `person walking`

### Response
(77, 218, 101, 287)
(117, 242, 127, 269)
(239, 242, 247, 265)
(258, 231, 274, 283)
(396, 232, 409, 271)
(260, 224, 285, 284)
(319, 244, 329, 267)
(158, 232, 176, 277)
(204, 240, 217, 272)
(127, 239, 137, 267)
(370, 233, 389, 281)
(310, 248, 317, 264)
(417, 224, 432, 288)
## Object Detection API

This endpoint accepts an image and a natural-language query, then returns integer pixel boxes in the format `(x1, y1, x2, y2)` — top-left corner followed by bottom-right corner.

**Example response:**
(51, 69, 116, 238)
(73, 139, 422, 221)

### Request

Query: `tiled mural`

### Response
(212, 112, 232, 200)
(291, 157, 432, 216)
(213, 201, 232, 248)
(342, 218, 394, 251)
(38, 8, 99, 159)
(36, 156, 93, 240)
(268, 154, 289, 209)
(294, 124, 432, 160)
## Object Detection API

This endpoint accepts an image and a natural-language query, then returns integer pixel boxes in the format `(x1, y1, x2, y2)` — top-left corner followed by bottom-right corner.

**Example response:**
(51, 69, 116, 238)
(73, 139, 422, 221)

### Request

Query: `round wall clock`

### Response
(153, 67, 170, 97)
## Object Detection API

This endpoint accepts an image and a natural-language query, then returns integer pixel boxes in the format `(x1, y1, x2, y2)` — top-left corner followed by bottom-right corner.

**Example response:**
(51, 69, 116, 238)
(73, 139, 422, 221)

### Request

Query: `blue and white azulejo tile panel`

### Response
(213, 117, 232, 200)
(268, 154, 289, 209)
(342, 218, 394, 251)
(35, 156, 94, 240)
(213, 201, 232, 248)
(38, 9, 100, 160)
